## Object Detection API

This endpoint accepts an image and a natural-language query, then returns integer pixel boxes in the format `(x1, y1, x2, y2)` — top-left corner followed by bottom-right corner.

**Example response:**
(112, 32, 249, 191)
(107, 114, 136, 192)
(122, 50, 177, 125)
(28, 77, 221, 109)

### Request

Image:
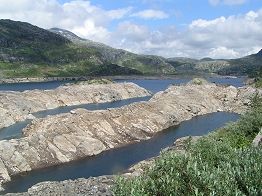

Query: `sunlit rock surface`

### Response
(0, 81, 152, 129)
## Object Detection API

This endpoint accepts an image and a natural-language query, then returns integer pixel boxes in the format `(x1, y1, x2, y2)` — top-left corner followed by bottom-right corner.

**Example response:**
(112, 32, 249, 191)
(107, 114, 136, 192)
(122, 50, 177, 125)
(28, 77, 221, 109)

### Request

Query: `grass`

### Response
(112, 92, 262, 195)
(62, 79, 115, 86)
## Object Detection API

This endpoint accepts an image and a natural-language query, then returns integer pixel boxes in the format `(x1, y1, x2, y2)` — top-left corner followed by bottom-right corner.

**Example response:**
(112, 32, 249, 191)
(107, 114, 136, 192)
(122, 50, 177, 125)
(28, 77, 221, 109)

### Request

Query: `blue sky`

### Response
(0, 0, 262, 59)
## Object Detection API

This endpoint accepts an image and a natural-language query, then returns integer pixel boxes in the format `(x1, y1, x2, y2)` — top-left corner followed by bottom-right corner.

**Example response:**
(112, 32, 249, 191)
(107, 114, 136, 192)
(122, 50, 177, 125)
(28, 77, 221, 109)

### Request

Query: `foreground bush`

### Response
(112, 145, 262, 195)
(112, 92, 262, 195)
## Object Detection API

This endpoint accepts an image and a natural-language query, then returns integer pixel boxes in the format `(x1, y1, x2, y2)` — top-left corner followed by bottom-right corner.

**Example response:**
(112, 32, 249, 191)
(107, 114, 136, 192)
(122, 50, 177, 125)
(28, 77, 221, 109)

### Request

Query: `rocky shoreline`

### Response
(0, 79, 260, 193)
(0, 80, 152, 129)
(8, 131, 262, 196)
(0, 74, 239, 84)
(3, 136, 201, 196)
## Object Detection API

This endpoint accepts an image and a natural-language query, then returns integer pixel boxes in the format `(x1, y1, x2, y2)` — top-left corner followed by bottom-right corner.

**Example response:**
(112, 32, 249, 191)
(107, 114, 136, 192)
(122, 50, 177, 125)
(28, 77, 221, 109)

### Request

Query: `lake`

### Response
(0, 78, 244, 140)
(0, 78, 244, 93)
(0, 78, 243, 194)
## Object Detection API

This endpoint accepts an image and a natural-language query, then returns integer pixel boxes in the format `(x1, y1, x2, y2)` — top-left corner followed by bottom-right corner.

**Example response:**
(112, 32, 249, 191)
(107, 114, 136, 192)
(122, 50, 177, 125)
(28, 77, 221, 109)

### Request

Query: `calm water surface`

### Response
(0, 80, 77, 91)
(0, 78, 244, 93)
(2, 112, 239, 194)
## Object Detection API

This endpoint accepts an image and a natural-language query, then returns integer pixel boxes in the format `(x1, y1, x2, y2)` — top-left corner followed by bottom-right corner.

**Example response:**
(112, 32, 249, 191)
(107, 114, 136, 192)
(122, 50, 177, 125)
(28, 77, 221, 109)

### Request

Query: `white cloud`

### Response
(209, 0, 220, 6)
(0, 0, 261, 59)
(209, 0, 249, 6)
(223, 0, 248, 5)
(71, 20, 112, 42)
(130, 9, 169, 19)
(0, 0, 129, 44)
(114, 9, 262, 59)
(106, 7, 133, 19)
(114, 21, 151, 42)
(209, 47, 239, 59)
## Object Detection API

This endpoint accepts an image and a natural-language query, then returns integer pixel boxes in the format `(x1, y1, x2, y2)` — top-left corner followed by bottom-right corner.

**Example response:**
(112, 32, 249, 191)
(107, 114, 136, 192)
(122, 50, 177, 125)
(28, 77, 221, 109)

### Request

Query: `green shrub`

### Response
(112, 144, 262, 195)
(112, 92, 262, 195)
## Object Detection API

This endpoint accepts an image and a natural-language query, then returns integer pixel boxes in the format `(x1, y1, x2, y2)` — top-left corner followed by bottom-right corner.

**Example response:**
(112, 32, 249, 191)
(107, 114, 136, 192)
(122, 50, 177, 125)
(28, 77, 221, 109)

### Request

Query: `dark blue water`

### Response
(115, 78, 244, 94)
(2, 112, 239, 194)
(0, 78, 244, 93)
(208, 78, 244, 88)
(115, 79, 191, 94)
(0, 80, 77, 91)
(0, 120, 31, 140)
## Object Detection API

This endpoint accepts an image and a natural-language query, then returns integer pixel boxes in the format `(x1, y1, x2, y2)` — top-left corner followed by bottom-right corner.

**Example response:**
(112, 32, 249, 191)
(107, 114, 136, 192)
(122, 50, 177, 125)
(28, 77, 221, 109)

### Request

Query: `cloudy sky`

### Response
(1, 0, 262, 59)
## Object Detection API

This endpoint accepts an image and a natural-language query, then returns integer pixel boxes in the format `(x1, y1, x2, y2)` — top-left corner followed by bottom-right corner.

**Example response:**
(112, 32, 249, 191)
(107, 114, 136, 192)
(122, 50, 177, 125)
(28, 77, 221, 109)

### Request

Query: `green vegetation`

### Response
(0, 19, 141, 78)
(112, 92, 262, 195)
(186, 78, 211, 86)
(251, 65, 262, 87)
(116, 54, 176, 75)
(217, 51, 262, 76)
(1, 20, 262, 78)
(63, 78, 115, 86)
(167, 50, 262, 77)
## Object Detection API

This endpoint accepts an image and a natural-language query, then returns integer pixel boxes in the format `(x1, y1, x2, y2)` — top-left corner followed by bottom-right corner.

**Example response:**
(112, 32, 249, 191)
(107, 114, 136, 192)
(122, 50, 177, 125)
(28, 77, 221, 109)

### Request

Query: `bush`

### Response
(112, 92, 262, 195)
(112, 143, 262, 195)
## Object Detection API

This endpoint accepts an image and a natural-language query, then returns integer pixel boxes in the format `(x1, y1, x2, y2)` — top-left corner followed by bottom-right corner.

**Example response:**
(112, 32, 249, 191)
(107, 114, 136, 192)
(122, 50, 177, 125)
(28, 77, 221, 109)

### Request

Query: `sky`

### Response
(0, 0, 262, 59)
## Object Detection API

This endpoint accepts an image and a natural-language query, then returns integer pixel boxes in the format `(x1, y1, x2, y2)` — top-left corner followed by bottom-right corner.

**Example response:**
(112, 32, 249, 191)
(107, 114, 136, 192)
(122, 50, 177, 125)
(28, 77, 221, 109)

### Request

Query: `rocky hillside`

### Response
(50, 28, 176, 75)
(218, 49, 262, 76)
(52, 28, 262, 77)
(0, 19, 261, 78)
(168, 50, 262, 76)
(0, 19, 141, 78)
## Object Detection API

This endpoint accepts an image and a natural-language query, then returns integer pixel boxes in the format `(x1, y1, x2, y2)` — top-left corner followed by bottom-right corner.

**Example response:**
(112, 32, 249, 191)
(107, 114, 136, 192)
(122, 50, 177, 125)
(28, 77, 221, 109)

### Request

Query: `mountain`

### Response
(167, 50, 262, 77)
(0, 19, 70, 63)
(166, 57, 231, 75)
(51, 28, 262, 77)
(0, 19, 141, 78)
(0, 19, 261, 79)
(50, 28, 176, 75)
(216, 49, 262, 76)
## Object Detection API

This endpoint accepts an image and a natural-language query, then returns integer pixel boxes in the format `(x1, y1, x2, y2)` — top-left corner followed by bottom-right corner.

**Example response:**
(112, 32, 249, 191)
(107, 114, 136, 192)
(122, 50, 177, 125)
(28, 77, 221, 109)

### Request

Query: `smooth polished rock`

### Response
(0, 81, 152, 129)
(0, 80, 260, 191)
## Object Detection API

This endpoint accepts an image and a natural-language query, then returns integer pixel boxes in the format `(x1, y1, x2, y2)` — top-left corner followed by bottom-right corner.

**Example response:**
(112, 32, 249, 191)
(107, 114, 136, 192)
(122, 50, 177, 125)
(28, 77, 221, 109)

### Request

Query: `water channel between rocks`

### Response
(2, 112, 240, 194)
(0, 78, 244, 194)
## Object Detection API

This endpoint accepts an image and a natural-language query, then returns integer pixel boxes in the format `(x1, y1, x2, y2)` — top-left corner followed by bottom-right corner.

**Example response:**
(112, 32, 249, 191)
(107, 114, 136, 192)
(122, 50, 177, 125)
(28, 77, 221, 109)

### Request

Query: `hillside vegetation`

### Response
(50, 28, 176, 75)
(0, 19, 141, 78)
(167, 50, 262, 77)
(0, 19, 261, 78)
(53, 28, 262, 77)
(112, 92, 262, 195)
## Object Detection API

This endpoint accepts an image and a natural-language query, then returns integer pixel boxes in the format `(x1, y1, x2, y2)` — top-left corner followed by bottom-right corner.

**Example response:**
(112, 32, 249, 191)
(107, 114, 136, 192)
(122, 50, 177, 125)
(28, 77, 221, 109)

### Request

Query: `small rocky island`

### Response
(0, 79, 152, 129)
(0, 78, 260, 193)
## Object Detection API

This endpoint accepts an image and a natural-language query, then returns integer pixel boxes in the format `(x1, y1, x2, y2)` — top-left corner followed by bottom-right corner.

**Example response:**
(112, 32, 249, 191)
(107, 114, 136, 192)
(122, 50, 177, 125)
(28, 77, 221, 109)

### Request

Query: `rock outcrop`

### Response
(0, 81, 260, 191)
(0, 80, 152, 129)
(6, 175, 116, 196)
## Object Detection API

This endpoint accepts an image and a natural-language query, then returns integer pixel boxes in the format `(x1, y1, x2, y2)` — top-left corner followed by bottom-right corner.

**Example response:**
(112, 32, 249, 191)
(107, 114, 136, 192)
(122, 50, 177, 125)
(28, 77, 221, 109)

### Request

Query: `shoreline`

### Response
(0, 74, 241, 84)
(0, 80, 257, 194)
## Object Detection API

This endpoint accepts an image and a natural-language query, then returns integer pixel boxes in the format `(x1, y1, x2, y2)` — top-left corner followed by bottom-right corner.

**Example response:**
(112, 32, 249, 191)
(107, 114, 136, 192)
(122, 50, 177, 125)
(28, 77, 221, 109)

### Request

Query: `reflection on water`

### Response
(2, 112, 240, 194)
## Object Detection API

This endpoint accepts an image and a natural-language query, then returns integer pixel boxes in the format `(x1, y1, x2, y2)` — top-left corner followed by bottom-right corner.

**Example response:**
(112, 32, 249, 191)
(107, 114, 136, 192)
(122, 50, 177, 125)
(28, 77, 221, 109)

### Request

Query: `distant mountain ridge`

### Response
(0, 19, 261, 78)
(50, 27, 262, 77)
